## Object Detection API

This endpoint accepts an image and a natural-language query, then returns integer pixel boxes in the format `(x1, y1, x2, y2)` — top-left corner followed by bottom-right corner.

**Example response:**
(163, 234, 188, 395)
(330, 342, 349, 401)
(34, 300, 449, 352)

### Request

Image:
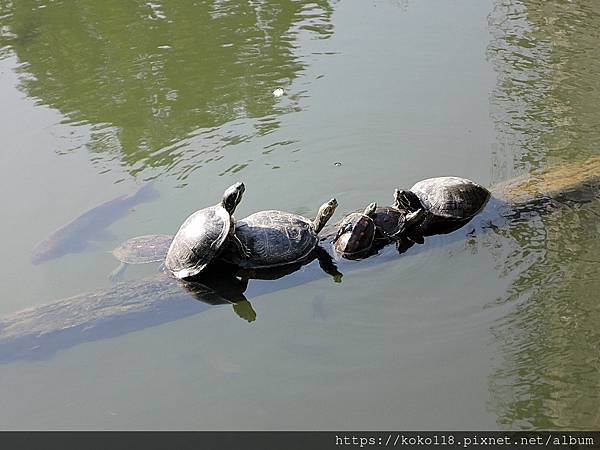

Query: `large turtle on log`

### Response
(221, 198, 338, 269)
(165, 182, 250, 279)
(1, 157, 599, 363)
(396, 176, 491, 237)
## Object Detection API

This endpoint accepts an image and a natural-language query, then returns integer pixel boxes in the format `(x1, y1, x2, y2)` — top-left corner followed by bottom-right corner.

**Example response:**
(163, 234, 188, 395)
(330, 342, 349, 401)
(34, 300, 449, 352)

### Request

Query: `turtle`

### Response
(165, 182, 250, 279)
(221, 198, 338, 269)
(396, 176, 491, 236)
(371, 189, 426, 242)
(332, 202, 378, 258)
(108, 234, 173, 282)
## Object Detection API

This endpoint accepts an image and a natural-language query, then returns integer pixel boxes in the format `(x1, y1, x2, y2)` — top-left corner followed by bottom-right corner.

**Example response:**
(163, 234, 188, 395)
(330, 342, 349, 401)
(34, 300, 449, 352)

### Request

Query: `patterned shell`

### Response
(410, 176, 490, 220)
(165, 205, 230, 279)
(371, 206, 407, 237)
(334, 212, 375, 255)
(112, 234, 173, 264)
(230, 210, 318, 268)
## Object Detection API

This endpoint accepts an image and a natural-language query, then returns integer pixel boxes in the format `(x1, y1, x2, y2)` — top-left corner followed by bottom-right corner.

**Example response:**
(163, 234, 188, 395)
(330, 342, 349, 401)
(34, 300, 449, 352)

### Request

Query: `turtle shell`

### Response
(410, 176, 490, 221)
(371, 206, 408, 238)
(333, 212, 375, 256)
(112, 234, 173, 264)
(346, 206, 410, 240)
(225, 210, 318, 269)
(165, 205, 231, 279)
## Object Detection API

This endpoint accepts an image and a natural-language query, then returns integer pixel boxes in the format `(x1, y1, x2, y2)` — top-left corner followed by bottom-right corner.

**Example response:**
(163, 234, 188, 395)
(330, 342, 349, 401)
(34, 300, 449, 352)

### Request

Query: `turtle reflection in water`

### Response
(203, 245, 343, 322)
(178, 263, 257, 323)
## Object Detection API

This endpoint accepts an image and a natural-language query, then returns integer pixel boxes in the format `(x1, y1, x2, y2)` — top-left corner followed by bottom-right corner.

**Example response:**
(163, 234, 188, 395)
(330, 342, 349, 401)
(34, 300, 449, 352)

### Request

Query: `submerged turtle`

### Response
(396, 176, 491, 236)
(222, 198, 338, 269)
(332, 202, 378, 258)
(165, 182, 250, 279)
(109, 234, 173, 282)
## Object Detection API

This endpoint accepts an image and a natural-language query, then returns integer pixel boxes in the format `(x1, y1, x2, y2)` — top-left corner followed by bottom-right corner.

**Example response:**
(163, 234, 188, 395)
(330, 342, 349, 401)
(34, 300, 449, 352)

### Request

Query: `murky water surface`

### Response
(0, 0, 599, 430)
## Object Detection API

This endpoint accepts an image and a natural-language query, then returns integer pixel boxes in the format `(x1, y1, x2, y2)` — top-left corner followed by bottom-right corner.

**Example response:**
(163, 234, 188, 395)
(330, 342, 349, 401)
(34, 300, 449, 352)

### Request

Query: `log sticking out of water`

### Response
(492, 156, 600, 204)
(2, 157, 600, 362)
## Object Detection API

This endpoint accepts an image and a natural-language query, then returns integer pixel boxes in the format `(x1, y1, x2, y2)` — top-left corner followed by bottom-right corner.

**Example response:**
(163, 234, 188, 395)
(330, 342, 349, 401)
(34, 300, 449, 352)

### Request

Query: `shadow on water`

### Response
(0, 0, 334, 181)
(487, 0, 600, 429)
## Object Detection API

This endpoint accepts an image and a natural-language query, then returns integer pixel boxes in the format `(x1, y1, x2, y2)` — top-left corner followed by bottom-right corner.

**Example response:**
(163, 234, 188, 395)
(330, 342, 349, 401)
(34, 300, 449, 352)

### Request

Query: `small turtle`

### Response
(165, 182, 250, 279)
(370, 189, 425, 242)
(222, 198, 338, 269)
(109, 234, 173, 282)
(332, 202, 378, 258)
(396, 176, 491, 236)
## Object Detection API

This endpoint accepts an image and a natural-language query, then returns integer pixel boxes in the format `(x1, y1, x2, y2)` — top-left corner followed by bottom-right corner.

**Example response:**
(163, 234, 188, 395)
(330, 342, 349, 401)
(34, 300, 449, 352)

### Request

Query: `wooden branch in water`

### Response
(0, 273, 211, 362)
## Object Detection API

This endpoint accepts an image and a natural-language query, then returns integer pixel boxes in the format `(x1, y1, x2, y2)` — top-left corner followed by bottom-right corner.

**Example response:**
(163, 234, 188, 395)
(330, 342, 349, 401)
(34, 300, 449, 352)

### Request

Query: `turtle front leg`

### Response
(389, 208, 426, 239)
(395, 237, 416, 255)
(405, 208, 425, 229)
(231, 234, 252, 258)
(332, 223, 352, 244)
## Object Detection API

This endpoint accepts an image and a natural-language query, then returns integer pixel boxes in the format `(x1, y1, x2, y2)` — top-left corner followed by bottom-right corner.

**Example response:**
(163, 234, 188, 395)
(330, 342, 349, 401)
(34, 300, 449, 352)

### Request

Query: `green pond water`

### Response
(0, 0, 599, 430)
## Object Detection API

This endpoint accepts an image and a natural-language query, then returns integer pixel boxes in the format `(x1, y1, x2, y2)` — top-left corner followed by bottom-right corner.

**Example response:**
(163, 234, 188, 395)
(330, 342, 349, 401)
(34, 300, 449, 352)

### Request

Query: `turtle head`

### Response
(363, 202, 377, 218)
(222, 182, 245, 214)
(394, 189, 422, 211)
(313, 198, 338, 233)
